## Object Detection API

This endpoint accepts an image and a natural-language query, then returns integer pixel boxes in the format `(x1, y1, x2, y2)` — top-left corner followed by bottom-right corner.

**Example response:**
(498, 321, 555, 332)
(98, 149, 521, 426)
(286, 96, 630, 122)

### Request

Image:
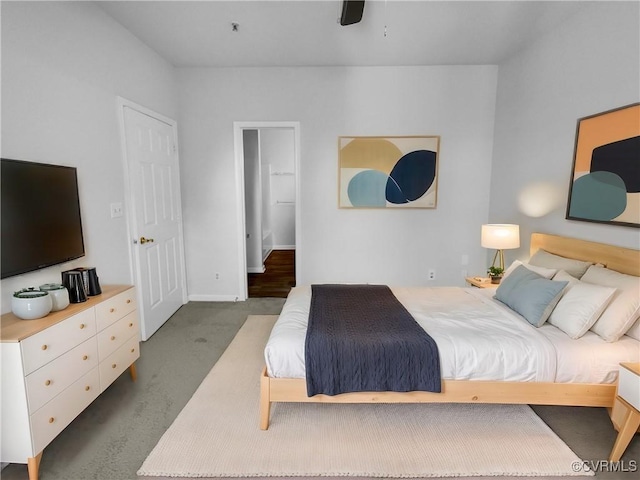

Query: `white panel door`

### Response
(123, 106, 186, 340)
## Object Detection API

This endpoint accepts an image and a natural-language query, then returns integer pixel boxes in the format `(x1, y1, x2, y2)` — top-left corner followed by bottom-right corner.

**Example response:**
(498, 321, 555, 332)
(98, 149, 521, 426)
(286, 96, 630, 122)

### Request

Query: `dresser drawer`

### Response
(30, 368, 100, 454)
(21, 309, 97, 375)
(25, 337, 98, 414)
(619, 365, 640, 411)
(95, 288, 136, 331)
(97, 311, 139, 360)
(99, 335, 140, 392)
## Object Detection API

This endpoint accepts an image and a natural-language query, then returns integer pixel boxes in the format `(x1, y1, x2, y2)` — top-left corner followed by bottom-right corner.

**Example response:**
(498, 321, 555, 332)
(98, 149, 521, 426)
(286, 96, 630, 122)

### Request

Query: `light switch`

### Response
(110, 202, 123, 218)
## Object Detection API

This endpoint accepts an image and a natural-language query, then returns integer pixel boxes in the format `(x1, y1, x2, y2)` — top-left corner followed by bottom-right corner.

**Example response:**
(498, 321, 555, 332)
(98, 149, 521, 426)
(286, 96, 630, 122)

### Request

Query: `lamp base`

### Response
(490, 249, 505, 272)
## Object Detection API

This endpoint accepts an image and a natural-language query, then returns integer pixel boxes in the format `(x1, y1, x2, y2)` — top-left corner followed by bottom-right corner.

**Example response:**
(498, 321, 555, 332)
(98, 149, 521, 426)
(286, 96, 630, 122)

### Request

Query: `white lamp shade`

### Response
(481, 224, 520, 250)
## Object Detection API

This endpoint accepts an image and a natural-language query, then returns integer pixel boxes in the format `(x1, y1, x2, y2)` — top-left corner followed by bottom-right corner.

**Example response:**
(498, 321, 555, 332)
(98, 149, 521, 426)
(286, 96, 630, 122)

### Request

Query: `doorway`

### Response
(234, 122, 300, 300)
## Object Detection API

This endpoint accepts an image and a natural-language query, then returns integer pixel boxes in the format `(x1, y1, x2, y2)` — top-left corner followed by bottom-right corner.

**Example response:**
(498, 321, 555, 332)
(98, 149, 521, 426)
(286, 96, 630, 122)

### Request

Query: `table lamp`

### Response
(481, 224, 520, 271)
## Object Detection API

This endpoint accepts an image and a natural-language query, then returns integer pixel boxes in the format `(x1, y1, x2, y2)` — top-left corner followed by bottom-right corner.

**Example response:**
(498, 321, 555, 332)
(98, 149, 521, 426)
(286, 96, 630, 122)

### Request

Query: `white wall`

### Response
(177, 66, 498, 300)
(6, 2, 632, 309)
(243, 130, 262, 271)
(261, 128, 296, 249)
(490, 1, 640, 261)
(260, 136, 272, 257)
(1, 2, 177, 312)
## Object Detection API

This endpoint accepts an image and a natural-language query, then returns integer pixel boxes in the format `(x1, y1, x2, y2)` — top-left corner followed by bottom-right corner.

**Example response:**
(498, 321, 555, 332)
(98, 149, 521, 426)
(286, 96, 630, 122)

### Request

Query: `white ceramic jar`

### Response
(39, 283, 70, 311)
(12, 288, 53, 320)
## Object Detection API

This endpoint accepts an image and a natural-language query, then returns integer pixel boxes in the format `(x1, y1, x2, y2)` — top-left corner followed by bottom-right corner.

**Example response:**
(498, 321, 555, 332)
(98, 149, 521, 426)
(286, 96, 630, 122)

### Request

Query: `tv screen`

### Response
(1, 158, 85, 279)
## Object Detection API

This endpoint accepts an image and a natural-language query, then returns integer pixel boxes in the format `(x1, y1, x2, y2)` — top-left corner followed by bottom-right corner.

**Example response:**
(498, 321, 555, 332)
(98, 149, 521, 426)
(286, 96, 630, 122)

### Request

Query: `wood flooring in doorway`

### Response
(248, 249, 295, 298)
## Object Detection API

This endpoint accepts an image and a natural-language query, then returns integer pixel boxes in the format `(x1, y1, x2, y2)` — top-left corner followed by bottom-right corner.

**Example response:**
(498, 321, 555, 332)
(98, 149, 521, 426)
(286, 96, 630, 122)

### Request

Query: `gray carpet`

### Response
(1, 298, 638, 480)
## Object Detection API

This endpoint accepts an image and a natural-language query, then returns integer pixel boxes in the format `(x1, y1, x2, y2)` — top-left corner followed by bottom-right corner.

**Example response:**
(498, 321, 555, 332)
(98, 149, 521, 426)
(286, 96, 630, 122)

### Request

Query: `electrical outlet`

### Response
(215, 272, 220, 280)
(428, 269, 436, 280)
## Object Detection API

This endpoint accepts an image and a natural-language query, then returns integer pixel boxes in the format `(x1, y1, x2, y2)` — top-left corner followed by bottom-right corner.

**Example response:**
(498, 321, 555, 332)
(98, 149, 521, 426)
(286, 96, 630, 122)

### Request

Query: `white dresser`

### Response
(1, 285, 140, 480)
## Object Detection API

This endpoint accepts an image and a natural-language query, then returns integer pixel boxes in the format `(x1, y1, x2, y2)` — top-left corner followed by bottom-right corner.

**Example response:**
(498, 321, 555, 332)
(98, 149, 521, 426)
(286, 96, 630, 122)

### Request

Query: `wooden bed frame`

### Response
(259, 233, 640, 430)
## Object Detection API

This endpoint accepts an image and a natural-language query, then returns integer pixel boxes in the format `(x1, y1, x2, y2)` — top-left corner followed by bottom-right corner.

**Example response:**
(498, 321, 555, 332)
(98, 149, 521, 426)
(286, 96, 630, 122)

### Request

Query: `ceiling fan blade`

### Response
(340, 0, 365, 26)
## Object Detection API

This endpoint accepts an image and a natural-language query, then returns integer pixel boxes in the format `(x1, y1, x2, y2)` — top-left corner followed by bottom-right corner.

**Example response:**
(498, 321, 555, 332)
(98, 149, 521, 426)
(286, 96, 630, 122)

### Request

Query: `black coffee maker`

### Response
(61, 270, 87, 303)
(61, 267, 101, 303)
(74, 267, 102, 296)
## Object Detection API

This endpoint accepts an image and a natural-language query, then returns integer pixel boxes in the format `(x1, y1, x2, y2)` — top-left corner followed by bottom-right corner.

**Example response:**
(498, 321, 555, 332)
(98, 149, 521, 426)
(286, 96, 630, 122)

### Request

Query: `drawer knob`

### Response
(83, 355, 88, 361)
(109, 308, 115, 313)
(130, 348, 135, 353)
(79, 323, 85, 329)
(110, 335, 116, 341)
(126, 299, 131, 304)
(48, 417, 55, 424)
(112, 363, 117, 369)
(85, 386, 91, 391)
(45, 379, 51, 386)
(129, 322, 133, 328)
(41, 345, 48, 351)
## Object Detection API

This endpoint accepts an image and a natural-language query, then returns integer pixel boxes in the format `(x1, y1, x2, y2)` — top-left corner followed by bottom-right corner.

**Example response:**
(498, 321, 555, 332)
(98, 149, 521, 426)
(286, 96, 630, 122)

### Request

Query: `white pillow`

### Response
(581, 266, 640, 342)
(548, 270, 617, 339)
(625, 317, 640, 341)
(529, 249, 593, 279)
(503, 260, 557, 280)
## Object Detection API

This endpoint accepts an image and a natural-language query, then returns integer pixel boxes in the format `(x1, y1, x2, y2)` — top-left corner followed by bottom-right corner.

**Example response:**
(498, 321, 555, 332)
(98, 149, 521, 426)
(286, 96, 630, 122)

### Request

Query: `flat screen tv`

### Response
(1, 158, 85, 279)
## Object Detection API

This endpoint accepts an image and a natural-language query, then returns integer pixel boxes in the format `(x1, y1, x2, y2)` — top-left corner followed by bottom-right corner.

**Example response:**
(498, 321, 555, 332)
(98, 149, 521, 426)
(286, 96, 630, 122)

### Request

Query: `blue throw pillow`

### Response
(495, 265, 568, 327)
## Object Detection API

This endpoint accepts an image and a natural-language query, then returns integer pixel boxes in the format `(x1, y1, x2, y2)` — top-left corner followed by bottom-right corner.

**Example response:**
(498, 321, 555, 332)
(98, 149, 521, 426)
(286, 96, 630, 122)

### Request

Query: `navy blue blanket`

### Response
(305, 284, 441, 396)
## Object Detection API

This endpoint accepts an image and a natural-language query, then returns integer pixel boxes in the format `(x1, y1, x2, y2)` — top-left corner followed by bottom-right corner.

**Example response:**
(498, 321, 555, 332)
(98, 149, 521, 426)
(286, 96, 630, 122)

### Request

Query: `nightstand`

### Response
(465, 277, 499, 289)
(609, 362, 640, 462)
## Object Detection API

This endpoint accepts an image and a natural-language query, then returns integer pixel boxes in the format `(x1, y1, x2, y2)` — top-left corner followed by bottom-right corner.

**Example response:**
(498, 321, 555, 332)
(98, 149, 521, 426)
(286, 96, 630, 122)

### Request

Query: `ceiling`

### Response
(98, 1, 589, 68)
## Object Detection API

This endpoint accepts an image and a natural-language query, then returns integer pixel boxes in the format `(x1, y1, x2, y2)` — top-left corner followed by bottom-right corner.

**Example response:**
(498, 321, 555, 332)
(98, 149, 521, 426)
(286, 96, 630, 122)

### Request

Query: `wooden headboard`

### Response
(530, 233, 640, 277)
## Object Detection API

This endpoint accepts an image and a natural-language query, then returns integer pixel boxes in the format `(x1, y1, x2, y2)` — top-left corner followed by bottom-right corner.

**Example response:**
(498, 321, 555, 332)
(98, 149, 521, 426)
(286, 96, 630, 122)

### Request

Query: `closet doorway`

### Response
(234, 122, 300, 299)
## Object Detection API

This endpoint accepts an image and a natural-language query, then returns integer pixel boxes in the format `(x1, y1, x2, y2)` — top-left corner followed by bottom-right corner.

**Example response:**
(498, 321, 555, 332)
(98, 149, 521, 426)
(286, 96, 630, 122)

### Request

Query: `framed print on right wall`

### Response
(566, 103, 640, 228)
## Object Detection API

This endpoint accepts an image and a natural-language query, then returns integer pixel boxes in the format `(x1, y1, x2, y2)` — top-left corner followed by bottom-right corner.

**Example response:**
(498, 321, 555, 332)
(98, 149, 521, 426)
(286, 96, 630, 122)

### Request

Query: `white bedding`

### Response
(264, 286, 640, 384)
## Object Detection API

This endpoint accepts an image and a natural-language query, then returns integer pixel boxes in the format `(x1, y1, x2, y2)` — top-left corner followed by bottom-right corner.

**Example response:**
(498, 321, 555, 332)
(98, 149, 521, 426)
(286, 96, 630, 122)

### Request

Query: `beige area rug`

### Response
(138, 315, 593, 478)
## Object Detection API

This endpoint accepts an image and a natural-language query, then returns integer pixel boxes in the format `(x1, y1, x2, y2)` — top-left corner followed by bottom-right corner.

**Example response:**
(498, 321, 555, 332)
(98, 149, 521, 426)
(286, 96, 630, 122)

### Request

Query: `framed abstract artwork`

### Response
(338, 136, 440, 208)
(566, 103, 640, 228)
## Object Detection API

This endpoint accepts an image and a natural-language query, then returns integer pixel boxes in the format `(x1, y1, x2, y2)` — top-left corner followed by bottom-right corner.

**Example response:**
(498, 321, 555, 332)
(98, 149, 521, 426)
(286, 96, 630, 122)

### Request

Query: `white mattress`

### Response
(264, 286, 640, 384)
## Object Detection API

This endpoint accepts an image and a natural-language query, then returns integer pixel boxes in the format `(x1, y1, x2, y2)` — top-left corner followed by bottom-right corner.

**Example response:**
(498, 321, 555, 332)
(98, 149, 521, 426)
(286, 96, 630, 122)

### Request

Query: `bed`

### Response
(259, 233, 640, 430)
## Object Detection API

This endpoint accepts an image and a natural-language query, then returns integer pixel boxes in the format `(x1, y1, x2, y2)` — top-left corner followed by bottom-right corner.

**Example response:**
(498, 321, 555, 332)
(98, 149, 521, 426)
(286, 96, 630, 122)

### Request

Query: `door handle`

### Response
(139, 236, 155, 244)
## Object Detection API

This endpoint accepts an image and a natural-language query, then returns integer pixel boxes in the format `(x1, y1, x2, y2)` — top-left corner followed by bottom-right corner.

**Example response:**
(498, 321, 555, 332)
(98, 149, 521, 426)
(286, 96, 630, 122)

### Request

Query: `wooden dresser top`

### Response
(1, 285, 133, 342)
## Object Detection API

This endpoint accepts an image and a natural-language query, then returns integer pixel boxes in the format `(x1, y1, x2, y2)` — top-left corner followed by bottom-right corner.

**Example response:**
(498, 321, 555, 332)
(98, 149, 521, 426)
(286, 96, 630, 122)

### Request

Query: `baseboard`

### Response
(188, 294, 242, 302)
(273, 245, 296, 250)
(247, 266, 265, 274)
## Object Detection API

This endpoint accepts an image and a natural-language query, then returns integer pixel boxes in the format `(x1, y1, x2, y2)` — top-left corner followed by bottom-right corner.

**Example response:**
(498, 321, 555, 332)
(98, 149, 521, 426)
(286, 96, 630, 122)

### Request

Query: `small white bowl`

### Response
(12, 289, 52, 320)
(39, 283, 70, 311)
